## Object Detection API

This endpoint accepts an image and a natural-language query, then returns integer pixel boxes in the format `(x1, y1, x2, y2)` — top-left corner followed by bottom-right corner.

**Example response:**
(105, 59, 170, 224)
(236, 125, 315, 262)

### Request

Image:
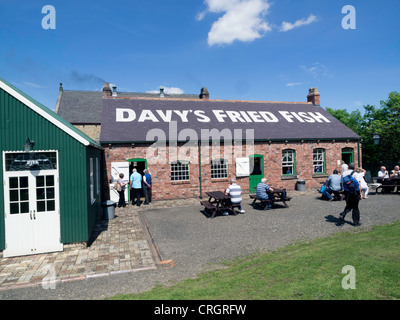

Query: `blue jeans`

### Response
(322, 187, 334, 200)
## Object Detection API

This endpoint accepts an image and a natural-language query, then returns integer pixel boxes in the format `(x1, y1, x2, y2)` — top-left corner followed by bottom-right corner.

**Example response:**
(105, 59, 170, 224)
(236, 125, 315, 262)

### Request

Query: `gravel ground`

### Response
(1, 192, 399, 300)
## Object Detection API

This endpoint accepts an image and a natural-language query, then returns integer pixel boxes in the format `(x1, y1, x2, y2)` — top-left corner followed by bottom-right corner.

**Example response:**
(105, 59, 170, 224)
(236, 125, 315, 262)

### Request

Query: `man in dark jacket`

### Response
(339, 163, 362, 226)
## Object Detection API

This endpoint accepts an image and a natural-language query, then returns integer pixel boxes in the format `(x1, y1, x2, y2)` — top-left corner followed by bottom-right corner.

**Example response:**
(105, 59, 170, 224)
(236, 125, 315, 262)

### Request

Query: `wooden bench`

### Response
(200, 201, 218, 217)
(249, 194, 272, 210)
(375, 184, 398, 193)
(249, 194, 292, 209)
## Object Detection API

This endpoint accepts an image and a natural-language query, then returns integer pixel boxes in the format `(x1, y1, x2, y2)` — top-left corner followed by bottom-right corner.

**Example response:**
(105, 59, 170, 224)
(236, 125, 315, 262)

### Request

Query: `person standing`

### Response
(339, 163, 362, 226)
(130, 168, 142, 206)
(117, 173, 127, 208)
(225, 178, 245, 213)
(143, 169, 152, 205)
(353, 167, 369, 199)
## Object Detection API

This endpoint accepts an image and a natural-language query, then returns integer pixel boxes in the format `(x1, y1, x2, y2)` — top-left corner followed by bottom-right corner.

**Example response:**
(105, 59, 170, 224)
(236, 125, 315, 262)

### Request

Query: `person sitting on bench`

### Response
(225, 178, 245, 213)
(256, 178, 274, 201)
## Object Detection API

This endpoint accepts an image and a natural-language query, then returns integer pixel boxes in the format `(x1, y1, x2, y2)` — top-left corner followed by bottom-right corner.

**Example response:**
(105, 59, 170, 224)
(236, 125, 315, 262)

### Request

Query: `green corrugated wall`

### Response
(0, 87, 101, 250)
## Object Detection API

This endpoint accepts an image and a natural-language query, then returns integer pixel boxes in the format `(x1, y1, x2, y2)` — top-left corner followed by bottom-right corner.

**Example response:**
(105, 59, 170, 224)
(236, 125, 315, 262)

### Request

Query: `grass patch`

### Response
(111, 221, 400, 300)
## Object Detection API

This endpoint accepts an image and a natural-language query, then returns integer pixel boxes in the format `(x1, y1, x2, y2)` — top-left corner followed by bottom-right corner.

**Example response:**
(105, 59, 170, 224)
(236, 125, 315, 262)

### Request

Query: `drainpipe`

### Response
(357, 139, 361, 167)
(198, 139, 203, 199)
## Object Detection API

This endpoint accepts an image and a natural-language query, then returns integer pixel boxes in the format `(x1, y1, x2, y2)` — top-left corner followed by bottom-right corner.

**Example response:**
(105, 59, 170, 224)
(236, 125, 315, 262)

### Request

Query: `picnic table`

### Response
(200, 191, 238, 218)
(376, 177, 400, 194)
(250, 187, 292, 210)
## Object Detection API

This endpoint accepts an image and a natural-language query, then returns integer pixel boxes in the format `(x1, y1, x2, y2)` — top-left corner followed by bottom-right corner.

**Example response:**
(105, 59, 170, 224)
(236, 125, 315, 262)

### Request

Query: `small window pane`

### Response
(10, 203, 19, 214)
(9, 177, 18, 189)
(37, 201, 46, 212)
(20, 202, 29, 214)
(46, 175, 54, 186)
(47, 200, 55, 211)
(20, 177, 28, 188)
(36, 176, 45, 187)
(46, 188, 55, 199)
(20, 189, 29, 201)
(36, 188, 45, 200)
(10, 190, 19, 202)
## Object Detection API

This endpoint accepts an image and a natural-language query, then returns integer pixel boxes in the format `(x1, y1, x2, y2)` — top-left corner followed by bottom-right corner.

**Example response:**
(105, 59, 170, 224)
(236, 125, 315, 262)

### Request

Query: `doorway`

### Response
(248, 154, 264, 193)
(342, 148, 354, 165)
(3, 169, 62, 257)
(127, 158, 147, 202)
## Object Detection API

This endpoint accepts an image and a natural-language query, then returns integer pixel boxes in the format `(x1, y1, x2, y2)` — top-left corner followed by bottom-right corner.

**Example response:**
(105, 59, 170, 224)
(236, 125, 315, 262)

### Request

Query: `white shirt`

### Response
(342, 169, 354, 177)
(353, 172, 368, 188)
(378, 170, 389, 178)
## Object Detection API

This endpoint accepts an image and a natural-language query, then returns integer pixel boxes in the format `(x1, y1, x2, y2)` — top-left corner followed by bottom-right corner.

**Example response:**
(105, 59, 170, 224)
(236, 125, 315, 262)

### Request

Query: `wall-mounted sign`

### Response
(236, 157, 250, 177)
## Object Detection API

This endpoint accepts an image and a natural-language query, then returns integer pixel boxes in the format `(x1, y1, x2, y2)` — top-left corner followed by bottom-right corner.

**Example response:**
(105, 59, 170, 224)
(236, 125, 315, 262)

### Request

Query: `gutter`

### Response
(198, 139, 203, 199)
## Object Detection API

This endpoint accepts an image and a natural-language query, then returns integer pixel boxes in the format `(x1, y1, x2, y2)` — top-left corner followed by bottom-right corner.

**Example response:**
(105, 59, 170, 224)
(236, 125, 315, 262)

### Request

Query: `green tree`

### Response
(326, 91, 400, 174)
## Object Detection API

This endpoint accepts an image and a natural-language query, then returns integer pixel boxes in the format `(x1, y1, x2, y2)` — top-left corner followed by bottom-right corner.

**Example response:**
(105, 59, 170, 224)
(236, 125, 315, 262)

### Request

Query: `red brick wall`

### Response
(103, 140, 360, 201)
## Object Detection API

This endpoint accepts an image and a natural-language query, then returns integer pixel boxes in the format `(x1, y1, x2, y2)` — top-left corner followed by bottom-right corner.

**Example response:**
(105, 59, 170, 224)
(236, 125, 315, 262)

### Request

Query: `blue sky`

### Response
(1, 0, 399, 113)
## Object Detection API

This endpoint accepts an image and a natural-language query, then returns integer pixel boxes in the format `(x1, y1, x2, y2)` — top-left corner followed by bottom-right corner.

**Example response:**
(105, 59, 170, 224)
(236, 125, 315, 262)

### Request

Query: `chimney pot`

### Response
(59, 83, 63, 92)
(307, 87, 320, 106)
(112, 84, 117, 97)
(200, 87, 209, 100)
(102, 82, 112, 97)
(160, 87, 165, 98)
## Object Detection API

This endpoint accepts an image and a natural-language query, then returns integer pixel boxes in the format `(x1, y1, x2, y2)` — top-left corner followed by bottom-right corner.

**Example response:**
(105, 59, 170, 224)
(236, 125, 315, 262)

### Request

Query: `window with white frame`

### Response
(211, 159, 228, 179)
(171, 160, 190, 181)
(90, 158, 94, 204)
(282, 149, 295, 175)
(96, 157, 100, 195)
(313, 148, 325, 173)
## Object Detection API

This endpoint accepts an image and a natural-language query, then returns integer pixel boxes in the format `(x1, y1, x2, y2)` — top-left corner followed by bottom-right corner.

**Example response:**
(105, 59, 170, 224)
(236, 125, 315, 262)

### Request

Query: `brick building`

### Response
(57, 84, 361, 201)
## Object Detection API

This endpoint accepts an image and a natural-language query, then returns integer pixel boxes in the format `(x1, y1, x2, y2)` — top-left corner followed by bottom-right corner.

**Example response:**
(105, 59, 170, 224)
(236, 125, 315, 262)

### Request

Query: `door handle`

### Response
(30, 210, 32, 220)
(33, 210, 36, 220)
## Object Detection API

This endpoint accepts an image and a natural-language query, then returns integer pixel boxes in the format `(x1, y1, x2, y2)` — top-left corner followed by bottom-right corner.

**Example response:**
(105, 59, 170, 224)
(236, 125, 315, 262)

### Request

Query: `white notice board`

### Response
(236, 157, 250, 177)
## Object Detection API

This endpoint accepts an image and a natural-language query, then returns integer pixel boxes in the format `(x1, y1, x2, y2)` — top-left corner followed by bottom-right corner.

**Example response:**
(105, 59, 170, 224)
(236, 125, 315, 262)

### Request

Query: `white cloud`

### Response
(300, 63, 330, 78)
(286, 82, 302, 87)
(280, 14, 317, 32)
(22, 81, 46, 89)
(147, 86, 185, 95)
(200, 0, 272, 46)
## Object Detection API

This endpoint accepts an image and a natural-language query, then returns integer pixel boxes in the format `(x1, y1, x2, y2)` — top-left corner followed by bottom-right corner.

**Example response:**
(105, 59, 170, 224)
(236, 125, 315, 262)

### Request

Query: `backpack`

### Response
(342, 172, 358, 194)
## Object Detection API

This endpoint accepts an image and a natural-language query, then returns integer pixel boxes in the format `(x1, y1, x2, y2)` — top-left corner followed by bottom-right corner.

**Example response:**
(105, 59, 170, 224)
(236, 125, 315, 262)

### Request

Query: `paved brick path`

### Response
(0, 206, 156, 291)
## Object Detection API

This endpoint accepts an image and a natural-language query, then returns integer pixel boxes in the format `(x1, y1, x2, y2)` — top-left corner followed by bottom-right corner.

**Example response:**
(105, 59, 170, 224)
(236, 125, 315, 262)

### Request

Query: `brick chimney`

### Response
(307, 88, 320, 106)
(102, 82, 112, 97)
(199, 87, 209, 100)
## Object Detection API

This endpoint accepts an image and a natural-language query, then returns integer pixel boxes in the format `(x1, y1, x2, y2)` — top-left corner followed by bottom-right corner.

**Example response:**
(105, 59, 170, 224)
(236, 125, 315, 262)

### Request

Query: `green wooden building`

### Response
(0, 77, 103, 257)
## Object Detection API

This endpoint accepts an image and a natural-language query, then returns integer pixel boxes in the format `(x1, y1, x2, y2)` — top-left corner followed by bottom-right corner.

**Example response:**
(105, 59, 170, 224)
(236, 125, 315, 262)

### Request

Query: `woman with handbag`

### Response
(116, 173, 127, 208)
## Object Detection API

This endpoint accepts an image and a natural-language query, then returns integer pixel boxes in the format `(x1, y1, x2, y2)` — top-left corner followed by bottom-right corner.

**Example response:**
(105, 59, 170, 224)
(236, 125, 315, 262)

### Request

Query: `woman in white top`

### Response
(353, 168, 369, 199)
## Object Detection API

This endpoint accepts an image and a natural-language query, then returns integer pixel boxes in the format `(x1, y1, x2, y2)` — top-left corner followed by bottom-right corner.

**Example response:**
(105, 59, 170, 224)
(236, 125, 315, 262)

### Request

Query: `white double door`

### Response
(3, 169, 63, 257)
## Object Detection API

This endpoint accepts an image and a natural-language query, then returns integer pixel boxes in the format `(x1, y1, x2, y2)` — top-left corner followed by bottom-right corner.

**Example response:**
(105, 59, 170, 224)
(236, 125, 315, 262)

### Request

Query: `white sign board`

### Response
(236, 157, 250, 177)
(111, 162, 130, 182)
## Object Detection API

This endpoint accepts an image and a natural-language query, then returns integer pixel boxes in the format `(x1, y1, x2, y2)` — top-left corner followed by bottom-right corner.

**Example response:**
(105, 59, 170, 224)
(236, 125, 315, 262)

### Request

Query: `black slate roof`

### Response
(56, 90, 199, 124)
(100, 98, 361, 143)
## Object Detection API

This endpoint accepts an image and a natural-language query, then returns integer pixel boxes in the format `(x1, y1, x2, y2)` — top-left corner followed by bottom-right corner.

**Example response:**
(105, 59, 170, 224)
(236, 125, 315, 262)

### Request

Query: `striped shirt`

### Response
(226, 183, 242, 203)
(256, 182, 270, 200)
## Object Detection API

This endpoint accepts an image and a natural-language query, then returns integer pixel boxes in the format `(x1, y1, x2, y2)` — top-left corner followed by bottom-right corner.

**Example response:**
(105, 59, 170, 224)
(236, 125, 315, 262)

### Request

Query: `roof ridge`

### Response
(104, 96, 311, 104)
